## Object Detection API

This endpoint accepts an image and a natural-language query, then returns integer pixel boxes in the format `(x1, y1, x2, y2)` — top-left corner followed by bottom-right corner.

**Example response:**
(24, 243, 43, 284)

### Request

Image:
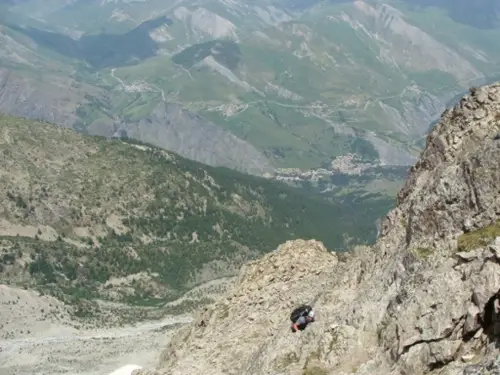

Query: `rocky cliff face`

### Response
(137, 82, 500, 375)
(382, 83, 500, 251)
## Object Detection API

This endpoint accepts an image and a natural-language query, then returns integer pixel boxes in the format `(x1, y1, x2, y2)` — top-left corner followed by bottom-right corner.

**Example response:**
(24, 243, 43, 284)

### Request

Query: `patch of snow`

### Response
(107, 364, 143, 375)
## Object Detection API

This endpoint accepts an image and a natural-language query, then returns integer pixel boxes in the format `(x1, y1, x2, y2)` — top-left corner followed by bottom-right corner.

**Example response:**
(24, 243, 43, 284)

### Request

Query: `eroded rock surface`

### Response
(137, 82, 500, 375)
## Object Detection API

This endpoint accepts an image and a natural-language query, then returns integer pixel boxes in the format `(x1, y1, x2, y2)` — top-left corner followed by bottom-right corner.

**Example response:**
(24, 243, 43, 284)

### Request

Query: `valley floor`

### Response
(0, 313, 192, 375)
(0, 283, 199, 375)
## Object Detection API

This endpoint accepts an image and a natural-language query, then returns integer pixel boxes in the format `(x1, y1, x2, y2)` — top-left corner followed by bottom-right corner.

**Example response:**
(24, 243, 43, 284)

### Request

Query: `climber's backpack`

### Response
(290, 304, 312, 322)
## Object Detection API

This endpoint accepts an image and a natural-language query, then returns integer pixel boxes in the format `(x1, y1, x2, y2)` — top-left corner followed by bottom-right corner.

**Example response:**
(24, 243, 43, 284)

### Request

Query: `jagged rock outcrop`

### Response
(381, 83, 500, 252)
(137, 82, 500, 375)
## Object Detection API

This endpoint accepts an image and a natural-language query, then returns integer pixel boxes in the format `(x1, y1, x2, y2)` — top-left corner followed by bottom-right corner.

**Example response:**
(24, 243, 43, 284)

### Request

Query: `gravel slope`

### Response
(0, 284, 192, 375)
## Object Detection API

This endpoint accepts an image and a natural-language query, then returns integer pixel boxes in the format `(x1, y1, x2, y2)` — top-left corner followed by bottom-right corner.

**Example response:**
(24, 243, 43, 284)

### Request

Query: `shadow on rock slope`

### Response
(137, 82, 500, 375)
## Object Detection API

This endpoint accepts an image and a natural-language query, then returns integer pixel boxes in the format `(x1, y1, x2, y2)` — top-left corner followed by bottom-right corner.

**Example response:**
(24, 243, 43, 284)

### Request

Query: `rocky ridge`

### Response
(138, 82, 500, 375)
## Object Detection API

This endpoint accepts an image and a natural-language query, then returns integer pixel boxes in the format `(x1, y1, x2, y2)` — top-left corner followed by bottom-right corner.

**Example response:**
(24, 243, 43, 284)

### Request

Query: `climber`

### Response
(290, 304, 315, 333)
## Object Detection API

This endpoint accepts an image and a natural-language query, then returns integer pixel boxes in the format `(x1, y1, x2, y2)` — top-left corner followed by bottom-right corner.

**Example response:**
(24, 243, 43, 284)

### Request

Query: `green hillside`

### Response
(2, 0, 500, 194)
(0, 113, 393, 321)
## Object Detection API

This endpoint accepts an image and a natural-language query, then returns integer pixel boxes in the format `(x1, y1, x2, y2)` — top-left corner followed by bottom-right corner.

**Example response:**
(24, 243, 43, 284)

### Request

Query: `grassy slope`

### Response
(105, 1, 500, 171)
(110, 26, 386, 168)
(1, 1, 409, 170)
(0, 113, 393, 318)
(5, 1, 500, 185)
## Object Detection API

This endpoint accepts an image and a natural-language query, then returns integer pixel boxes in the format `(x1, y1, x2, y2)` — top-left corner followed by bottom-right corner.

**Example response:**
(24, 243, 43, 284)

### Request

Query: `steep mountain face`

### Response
(0, 68, 89, 127)
(137, 82, 500, 375)
(2, 0, 500, 184)
(86, 100, 275, 176)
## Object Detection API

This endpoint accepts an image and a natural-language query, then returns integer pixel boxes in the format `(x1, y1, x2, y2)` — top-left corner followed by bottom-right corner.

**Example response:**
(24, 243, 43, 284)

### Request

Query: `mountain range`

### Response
(137, 80, 500, 375)
(2, 1, 500, 373)
(3, 77, 500, 375)
(0, 112, 393, 320)
(1, 0, 499, 195)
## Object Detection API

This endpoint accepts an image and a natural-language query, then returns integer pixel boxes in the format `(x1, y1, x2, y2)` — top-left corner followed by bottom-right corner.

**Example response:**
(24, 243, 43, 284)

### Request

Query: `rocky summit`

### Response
(137, 82, 500, 375)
